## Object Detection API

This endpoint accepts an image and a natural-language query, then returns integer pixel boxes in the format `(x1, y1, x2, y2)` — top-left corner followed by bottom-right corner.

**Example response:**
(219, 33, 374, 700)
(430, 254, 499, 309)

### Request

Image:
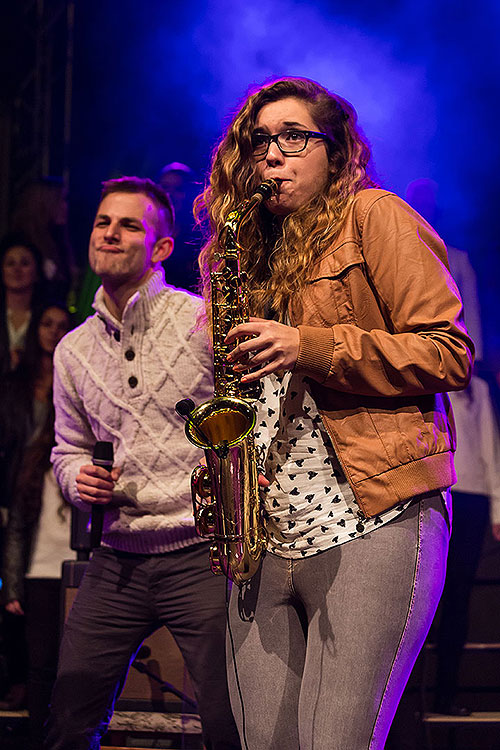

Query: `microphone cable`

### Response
(225, 575, 250, 750)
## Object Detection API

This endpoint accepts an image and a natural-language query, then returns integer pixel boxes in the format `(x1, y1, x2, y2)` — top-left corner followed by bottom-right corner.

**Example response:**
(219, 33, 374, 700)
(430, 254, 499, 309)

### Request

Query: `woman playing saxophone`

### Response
(196, 76, 473, 750)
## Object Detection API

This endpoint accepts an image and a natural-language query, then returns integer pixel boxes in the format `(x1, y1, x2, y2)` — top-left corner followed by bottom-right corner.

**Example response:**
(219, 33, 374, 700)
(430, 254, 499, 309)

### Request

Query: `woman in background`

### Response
(0, 233, 47, 375)
(2, 302, 72, 748)
(0, 236, 48, 709)
(11, 177, 77, 300)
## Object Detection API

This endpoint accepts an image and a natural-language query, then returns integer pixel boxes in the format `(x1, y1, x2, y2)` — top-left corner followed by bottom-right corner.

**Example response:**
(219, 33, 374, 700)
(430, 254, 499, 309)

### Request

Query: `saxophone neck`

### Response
(211, 180, 278, 400)
(220, 179, 279, 244)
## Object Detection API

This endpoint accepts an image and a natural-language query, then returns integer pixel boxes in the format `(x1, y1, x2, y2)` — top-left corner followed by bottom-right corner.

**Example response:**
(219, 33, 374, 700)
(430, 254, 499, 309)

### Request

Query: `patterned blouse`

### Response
(255, 372, 410, 559)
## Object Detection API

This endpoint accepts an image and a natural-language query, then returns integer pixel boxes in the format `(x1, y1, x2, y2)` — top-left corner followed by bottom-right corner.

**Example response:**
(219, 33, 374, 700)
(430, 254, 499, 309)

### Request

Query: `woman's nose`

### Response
(265, 140, 285, 166)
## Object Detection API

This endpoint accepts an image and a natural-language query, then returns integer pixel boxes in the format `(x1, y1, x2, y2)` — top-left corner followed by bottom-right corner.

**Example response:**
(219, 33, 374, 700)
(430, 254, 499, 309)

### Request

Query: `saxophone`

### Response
(179, 179, 278, 586)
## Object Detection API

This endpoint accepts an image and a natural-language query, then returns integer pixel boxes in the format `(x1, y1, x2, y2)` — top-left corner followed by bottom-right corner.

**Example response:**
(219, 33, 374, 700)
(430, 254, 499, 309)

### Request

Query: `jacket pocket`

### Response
(309, 241, 365, 281)
(295, 242, 379, 329)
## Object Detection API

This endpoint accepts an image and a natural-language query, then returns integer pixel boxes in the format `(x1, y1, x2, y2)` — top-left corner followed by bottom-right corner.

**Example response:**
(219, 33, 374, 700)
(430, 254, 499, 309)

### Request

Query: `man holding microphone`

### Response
(45, 176, 240, 750)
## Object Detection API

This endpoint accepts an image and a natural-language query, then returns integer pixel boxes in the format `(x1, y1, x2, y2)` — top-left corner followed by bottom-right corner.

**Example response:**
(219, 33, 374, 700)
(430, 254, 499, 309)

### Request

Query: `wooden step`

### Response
(108, 710, 202, 734)
(0, 709, 29, 717)
(423, 711, 500, 725)
(425, 642, 500, 651)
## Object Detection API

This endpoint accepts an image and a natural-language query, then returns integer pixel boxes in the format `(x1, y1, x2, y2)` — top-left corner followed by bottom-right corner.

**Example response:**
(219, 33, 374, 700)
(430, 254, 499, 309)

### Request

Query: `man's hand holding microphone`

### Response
(76, 441, 119, 548)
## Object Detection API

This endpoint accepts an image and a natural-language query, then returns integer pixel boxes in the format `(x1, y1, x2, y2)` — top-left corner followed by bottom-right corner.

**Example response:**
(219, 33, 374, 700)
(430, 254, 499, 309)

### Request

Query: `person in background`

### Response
(196, 76, 473, 749)
(44, 176, 240, 750)
(405, 177, 499, 716)
(1, 302, 72, 748)
(158, 162, 200, 291)
(0, 233, 47, 375)
(11, 177, 78, 302)
(0, 236, 49, 709)
(432, 375, 500, 715)
(405, 178, 483, 362)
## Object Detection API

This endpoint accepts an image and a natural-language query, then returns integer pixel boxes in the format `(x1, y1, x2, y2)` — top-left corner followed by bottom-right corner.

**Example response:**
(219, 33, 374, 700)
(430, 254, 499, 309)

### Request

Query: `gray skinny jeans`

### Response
(227, 492, 450, 750)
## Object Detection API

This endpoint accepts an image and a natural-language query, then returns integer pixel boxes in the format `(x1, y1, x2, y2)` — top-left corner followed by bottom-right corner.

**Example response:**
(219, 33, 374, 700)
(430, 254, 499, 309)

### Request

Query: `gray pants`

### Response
(228, 493, 449, 750)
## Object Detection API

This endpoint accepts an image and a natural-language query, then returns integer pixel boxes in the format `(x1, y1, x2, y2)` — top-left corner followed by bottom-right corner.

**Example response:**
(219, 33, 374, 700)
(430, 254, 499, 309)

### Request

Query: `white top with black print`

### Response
(255, 372, 410, 559)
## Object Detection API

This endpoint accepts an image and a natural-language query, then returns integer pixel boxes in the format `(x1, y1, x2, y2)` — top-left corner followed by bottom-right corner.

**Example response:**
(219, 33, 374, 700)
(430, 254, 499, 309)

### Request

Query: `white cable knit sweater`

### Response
(51, 270, 214, 553)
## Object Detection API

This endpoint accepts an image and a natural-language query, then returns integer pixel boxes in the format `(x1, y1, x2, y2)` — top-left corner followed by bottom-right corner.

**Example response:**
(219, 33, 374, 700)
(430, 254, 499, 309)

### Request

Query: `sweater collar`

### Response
(92, 268, 167, 328)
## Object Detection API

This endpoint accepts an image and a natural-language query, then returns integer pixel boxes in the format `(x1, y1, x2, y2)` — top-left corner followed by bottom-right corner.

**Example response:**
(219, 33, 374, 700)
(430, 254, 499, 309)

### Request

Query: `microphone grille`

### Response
(93, 441, 114, 462)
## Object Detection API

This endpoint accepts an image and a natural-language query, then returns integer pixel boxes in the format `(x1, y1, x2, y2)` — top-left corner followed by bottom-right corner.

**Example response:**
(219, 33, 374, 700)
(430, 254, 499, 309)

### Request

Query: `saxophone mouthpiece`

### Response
(253, 179, 279, 201)
(247, 179, 279, 208)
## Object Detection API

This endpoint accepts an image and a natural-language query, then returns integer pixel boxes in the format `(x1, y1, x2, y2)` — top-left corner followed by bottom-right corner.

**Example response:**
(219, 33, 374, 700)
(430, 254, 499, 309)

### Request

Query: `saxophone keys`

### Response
(191, 465, 212, 499)
(198, 504, 217, 536)
(209, 544, 223, 576)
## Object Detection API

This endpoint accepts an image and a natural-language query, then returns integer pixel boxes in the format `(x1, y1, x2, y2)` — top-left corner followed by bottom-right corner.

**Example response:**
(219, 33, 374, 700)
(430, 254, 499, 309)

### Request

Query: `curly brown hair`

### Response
(196, 77, 378, 321)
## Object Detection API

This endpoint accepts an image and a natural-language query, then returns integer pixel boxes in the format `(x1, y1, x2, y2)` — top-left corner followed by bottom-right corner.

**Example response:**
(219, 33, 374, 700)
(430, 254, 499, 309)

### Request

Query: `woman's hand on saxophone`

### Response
(258, 474, 270, 488)
(225, 317, 300, 383)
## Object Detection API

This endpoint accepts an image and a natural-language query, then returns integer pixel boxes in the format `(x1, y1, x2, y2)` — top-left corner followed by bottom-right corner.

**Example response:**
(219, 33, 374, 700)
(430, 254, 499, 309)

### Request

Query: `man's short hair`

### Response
(100, 176, 175, 239)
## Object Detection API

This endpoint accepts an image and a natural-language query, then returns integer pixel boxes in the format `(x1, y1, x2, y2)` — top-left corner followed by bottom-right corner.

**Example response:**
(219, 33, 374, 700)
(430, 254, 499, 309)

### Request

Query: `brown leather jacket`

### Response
(292, 189, 473, 518)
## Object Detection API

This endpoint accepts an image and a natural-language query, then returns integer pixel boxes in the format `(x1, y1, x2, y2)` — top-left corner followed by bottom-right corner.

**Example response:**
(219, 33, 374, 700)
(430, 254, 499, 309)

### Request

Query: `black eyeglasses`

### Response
(251, 128, 331, 157)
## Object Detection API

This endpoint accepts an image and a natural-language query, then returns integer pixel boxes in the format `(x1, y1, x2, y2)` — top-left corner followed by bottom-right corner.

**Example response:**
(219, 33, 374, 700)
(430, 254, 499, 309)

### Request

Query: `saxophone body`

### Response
(183, 179, 277, 586)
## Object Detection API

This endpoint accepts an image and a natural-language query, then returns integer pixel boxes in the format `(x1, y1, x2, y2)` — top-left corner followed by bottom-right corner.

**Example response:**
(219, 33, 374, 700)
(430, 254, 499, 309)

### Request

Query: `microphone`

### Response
(91, 441, 114, 549)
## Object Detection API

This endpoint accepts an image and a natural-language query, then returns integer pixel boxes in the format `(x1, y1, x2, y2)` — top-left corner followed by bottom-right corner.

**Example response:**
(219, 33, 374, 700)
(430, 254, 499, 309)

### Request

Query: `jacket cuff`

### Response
(294, 325, 335, 382)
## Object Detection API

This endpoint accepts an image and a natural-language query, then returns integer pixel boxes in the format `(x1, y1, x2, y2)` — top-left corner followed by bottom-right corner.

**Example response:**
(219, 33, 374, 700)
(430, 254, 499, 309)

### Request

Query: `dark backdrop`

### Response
(3, 0, 500, 366)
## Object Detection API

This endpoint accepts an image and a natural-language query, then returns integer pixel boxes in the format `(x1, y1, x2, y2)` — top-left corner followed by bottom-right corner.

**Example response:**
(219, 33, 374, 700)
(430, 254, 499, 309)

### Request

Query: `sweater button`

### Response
(114, 331, 121, 342)
(128, 376, 138, 388)
(125, 349, 135, 361)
